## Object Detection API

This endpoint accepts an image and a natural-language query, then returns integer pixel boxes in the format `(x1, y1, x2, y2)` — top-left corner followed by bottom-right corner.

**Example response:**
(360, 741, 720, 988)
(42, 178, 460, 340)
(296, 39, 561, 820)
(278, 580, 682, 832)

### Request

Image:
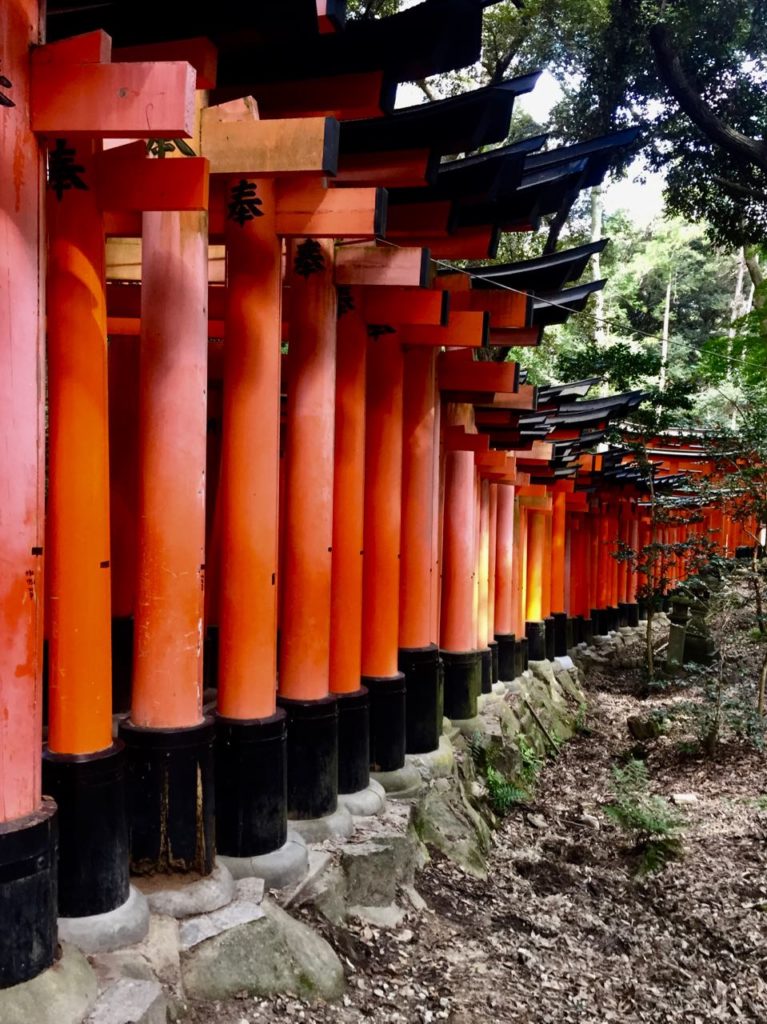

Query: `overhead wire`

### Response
(371, 234, 767, 377)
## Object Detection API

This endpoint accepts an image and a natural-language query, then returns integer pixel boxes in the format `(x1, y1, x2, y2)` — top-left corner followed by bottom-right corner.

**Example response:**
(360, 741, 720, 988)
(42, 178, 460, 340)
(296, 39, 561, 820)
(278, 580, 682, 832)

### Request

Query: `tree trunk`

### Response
(744, 246, 764, 307)
(758, 648, 767, 718)
(590, 186, 606, 345)
(646, 607, 655, 681)
(659, 276, 672, 391)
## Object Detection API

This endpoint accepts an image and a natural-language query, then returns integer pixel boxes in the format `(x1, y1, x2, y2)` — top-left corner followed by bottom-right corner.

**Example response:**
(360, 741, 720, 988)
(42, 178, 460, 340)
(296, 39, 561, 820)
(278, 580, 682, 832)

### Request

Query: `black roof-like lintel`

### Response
(531, 279, 606, 327)
(341, 72, 541, 157)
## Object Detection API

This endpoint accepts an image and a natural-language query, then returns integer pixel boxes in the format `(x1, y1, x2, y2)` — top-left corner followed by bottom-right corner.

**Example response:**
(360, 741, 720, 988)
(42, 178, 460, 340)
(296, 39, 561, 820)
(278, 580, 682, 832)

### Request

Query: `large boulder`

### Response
(180, 897, 345, 1002)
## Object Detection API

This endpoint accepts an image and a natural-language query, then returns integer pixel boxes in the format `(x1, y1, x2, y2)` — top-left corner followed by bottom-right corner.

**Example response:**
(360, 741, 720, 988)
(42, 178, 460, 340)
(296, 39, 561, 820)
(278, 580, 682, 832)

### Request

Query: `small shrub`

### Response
(604, 758, 685, 874)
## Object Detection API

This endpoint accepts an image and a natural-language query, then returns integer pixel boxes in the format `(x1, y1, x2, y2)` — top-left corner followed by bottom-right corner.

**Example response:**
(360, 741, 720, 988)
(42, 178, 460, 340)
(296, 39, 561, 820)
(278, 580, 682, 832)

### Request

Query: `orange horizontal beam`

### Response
(96, 146, 209, 211)
(362, 286, 447, 326)
(430, 228, 497, 261)
(438, 349, 518, 393)
(489, 327, 541, 347)
(445, 427, 490, 452)
(200, 102, 337, 176)
(335, 149, 433, 188)
(113, 37, 218, 88)
(484, 385, 536, 408)
(251, 72, 387, 120)
(274, 180, 384, 237)
(31, 51, 195, 138)
(448, 289, 529, 329)
(335, 244, 427, 287)
(385, 202, 452, 239)
(401, 311, 489, 348)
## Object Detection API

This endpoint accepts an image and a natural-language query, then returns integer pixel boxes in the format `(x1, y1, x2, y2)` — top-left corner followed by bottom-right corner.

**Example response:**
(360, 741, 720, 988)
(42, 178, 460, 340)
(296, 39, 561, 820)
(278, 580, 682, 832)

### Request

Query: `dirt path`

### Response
(189, 631, 767, 1024)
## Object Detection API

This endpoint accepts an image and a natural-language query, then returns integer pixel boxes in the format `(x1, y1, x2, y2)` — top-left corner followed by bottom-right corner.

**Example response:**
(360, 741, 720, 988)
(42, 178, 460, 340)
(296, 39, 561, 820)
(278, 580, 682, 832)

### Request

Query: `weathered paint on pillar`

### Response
(477, 479, 490, 648)
(280, 237, 336, 700)
(550, 491, 566, 614)
(440, 450, 476, 652)
(487, 483, 498, 645)
(361, 335, 404, 676)
(330, 292, 367, 692)
(46, 140, 113, 756)
(131, 211, 207, 729)
(399, 347, 437, 649)
(218, 178, 281, 719)
(525, 509, 546, 622)
(0, 0, 45, 819)
(494, 484, 515, 636)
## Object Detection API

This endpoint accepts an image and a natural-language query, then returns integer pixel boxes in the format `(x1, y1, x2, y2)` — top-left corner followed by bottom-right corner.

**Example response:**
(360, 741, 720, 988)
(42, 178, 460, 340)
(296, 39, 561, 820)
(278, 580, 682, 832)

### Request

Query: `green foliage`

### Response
(485, 765, 527, 815)
(468, 732, 546, 816)
(604, 759, 685, 874)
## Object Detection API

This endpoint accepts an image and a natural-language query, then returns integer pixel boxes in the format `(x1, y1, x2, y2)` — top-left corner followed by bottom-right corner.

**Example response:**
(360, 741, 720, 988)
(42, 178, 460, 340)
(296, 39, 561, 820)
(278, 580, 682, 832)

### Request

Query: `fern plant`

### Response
(604, 759, 685, 874)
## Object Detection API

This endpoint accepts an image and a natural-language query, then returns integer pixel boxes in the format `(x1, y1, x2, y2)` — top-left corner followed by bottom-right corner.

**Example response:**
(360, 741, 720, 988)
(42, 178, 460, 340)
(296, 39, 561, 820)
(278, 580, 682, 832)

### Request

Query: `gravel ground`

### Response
(187, 623, 767, 1024)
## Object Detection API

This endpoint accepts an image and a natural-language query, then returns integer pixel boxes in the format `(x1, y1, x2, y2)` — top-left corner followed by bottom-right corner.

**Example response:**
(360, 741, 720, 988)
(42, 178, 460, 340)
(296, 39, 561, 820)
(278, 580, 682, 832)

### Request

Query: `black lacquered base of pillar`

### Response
(111, 616, 133, 715)
(488, 640, 499, 687)
(118, 717, 215, 875)
(277, 695, 338, 820)
(544, 617, 556, 660)
(552, 612, 568, 657)
(606, 606, 620, 632)
(215, 711, 287, 857)
(572, 616, 584, 645)
(626, 603, 640, 627)
(617, 602, 630, 628)
(525, 621, 546, 661)
(336, 688, 370, 794)
(494, 633, 516, 681)
(42, 743, 129, 918)
(637, 598, 648, 621)
(0, 799, 58, 989)
(399, 645, 442, 755)
(440, 650, 481, 719)
(362, 673, 406, 772)
(565, 616, 575, 652)
(582, 617, 594, 645)
(514, 637, 529, 676)
(590, 608, 607, 636)
(480, 647, 492, 694)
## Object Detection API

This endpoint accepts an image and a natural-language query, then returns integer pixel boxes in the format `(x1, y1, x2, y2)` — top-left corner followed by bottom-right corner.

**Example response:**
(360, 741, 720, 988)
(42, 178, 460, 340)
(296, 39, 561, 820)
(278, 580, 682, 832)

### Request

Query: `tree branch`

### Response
(649, 23, 767, 174)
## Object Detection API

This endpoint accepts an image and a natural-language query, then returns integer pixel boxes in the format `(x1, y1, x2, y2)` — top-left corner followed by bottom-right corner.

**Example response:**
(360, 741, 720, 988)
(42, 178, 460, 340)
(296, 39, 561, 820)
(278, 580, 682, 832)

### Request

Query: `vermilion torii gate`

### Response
(1, 0, 745, 997)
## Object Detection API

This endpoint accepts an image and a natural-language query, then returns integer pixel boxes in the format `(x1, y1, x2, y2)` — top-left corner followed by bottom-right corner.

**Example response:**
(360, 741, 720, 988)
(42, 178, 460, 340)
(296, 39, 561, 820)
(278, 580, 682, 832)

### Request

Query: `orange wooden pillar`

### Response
(399, 347, 442, 753)
(279, 237, 339, 817)
(0, 0, 57, 984)
(593, 504, 612, 634)
(108, 335, 139, 714)
(550, 489, 568, 657)
(494, 483, 516, 679)
(513, 497, 528, 667)
(617, 503, 630, 619)
(525, 508, 548, 659)
(440, 450, 481, 718)
(216, 178, 288, 858)
(117, 209, 213, 876)
(361, 333, 407, 769)
(487, 483, 499, 685)
(477, 478, 493, 693)
(44, 138, 131, 921)
(329, 290, 371, 791)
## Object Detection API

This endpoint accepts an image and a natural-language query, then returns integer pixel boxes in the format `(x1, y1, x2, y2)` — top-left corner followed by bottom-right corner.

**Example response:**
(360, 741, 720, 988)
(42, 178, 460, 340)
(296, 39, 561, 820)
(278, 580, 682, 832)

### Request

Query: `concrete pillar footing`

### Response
(58, 885, 150, 954)
(338, 780, 386, 817)
(133, 861, 234, 919)
(218, 832, 309, 890)
(405, 734, 455, 781)
(0, 943, 98, 1024)
(288, 805, 354, 843)
(370, 763, 424, 800)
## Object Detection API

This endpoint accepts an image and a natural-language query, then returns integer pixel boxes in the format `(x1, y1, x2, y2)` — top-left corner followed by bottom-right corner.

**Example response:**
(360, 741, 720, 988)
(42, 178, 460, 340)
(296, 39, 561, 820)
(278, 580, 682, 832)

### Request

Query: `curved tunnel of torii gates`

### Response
(0, 0, 745, 993)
